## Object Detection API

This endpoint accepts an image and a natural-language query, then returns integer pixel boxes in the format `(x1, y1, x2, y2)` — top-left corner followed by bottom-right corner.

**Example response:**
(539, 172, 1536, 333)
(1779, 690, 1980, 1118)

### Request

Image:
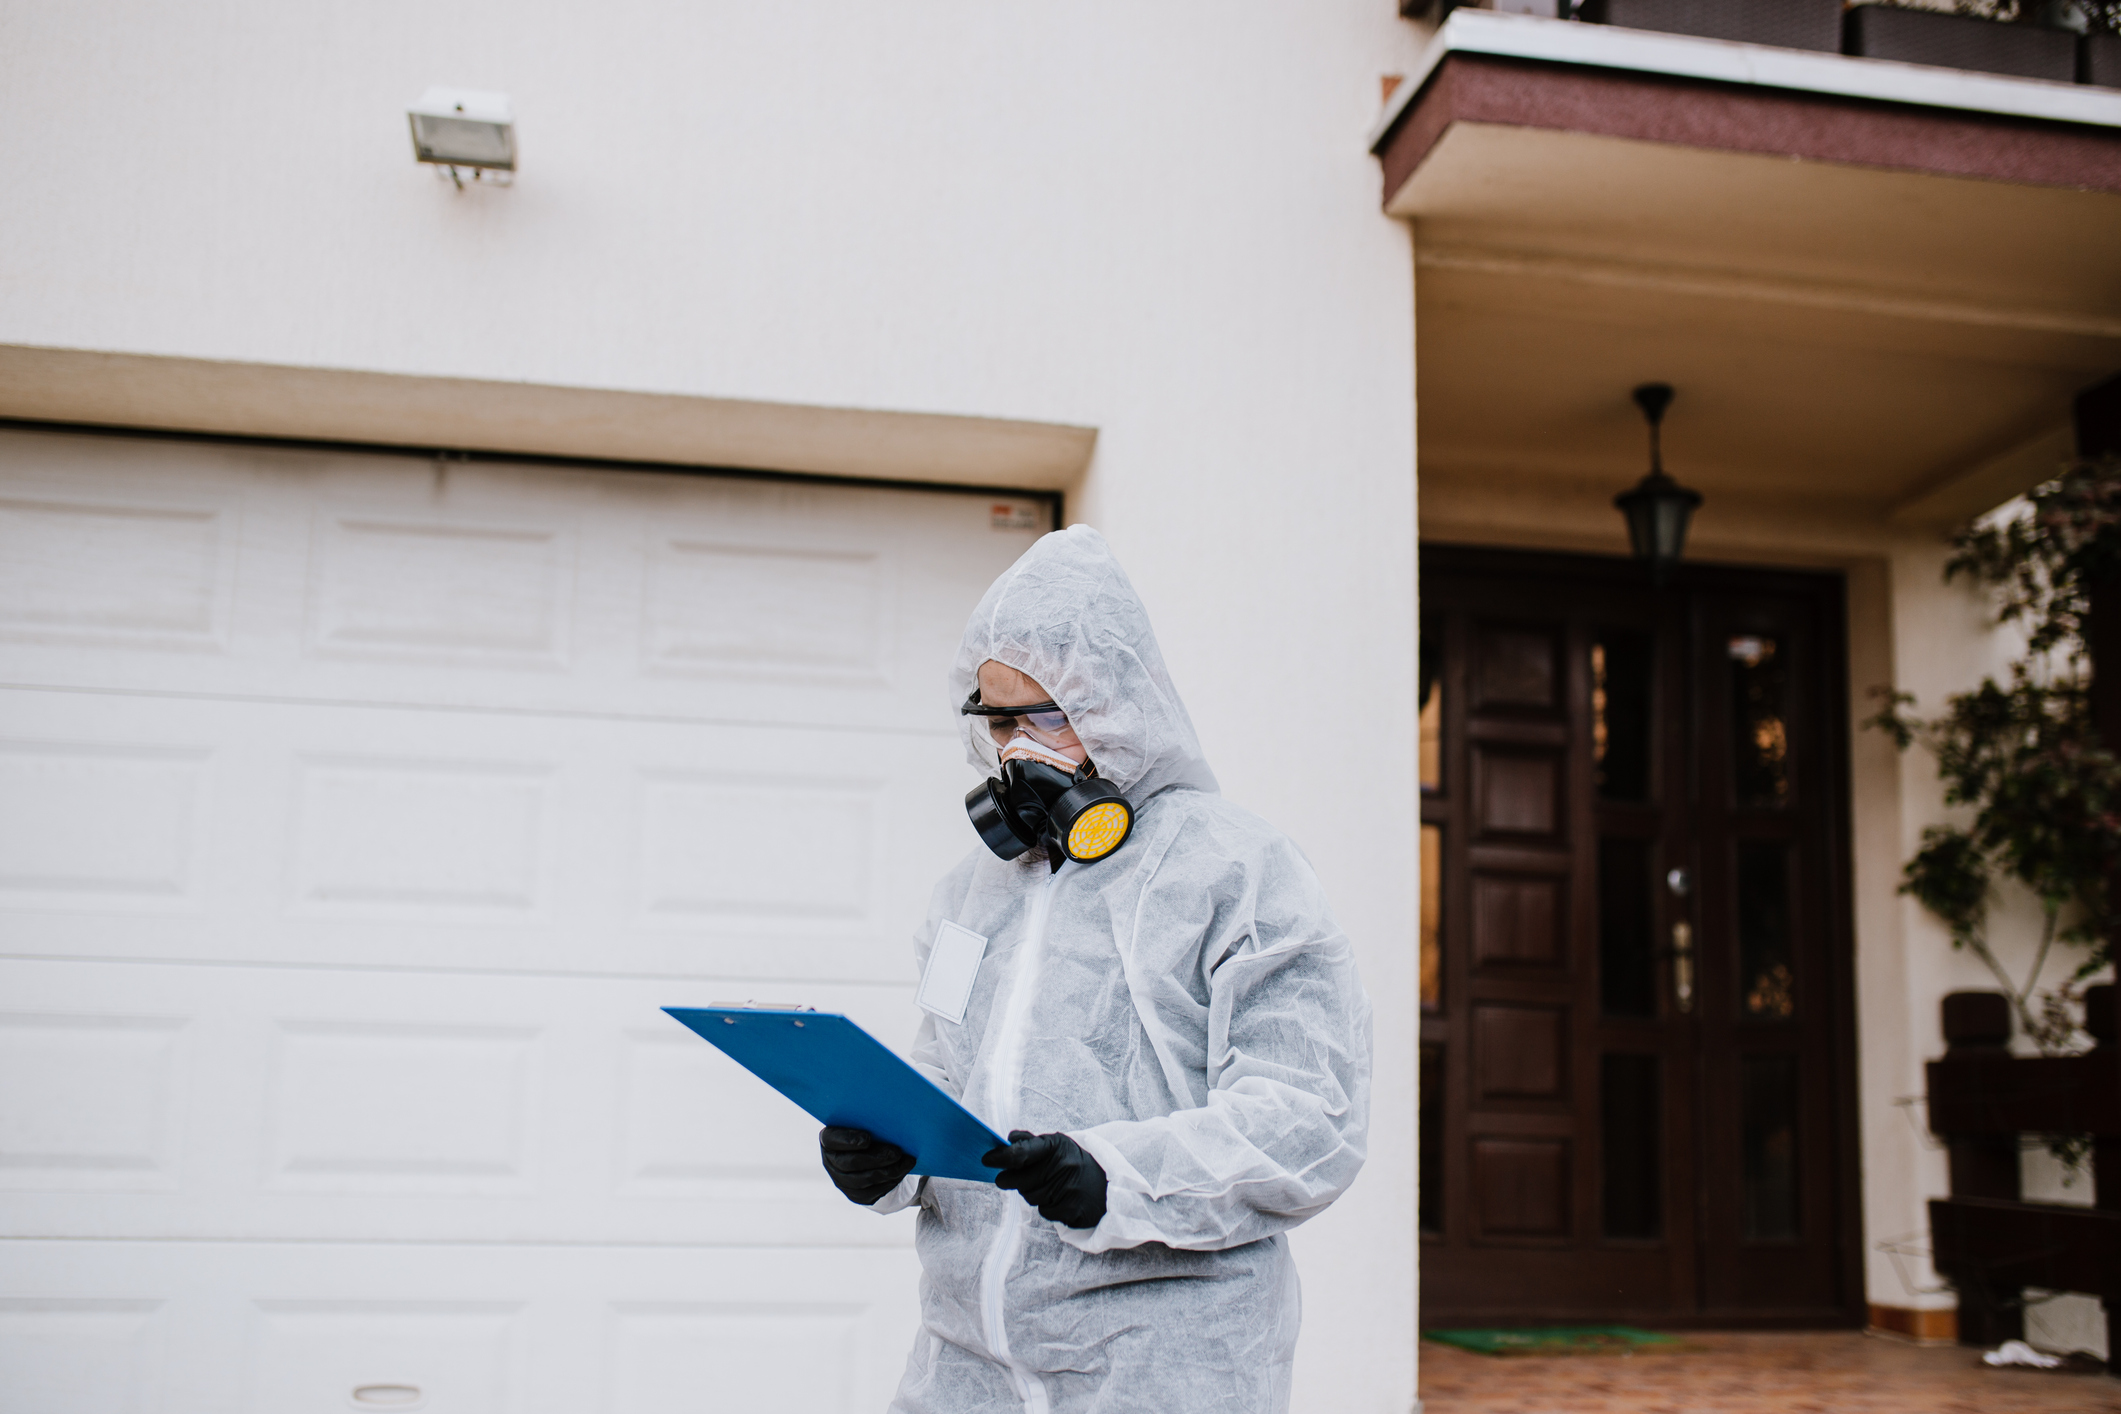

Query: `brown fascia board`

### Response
(1376, 52, 2121, 205)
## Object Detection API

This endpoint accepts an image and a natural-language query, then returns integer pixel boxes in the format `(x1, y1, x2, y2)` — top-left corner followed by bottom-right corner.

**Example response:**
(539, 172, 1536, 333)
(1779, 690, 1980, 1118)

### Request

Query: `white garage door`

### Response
(0, 426, 1049, 1413)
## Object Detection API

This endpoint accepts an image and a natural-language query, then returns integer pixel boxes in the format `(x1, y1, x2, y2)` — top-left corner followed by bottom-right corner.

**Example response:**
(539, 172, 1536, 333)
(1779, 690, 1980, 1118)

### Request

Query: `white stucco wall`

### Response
(1855, 535, 2012, 1320)
(0, 1, 1427, 1408)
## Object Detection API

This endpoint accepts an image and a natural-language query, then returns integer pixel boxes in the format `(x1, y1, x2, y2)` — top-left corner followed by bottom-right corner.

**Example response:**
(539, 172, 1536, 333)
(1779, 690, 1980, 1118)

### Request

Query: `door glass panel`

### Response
(1740, 1052, 1801, 1242)
(1598, 836, 1656, 1017)
(1601, 1054, 1662, 1240)
(1420, 1045, 1444, 1235)
(1592, 630, 1652, 802)
(1420, 616, 1443, 793)
(1737, 841, 1795, 1020)
(1728, 634, 1790, 807)
(1420, 824, 1443, 1013)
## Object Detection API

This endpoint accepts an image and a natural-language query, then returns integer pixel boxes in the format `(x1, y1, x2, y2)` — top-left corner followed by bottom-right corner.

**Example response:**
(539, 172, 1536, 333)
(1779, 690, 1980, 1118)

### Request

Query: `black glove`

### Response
(819, 1126, 916, 1205)
(982, 1129, 1108, 1229)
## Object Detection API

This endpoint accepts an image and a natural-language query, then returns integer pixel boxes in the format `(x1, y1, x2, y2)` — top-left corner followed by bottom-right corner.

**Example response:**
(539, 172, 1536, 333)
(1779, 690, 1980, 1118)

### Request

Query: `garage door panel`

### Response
(0, 1241, 923, 1414)
(617, 1030, 797, 1192)
(0, 1296, 169, 1414)
(0, 465, 241, 658)
(640, 536, 893, 683)
(0, 428, 1017, 1410)
(0, 959, 934, 1246)
(607, 1301, 866, 1414)
(0, 740, 213, 914)
(0, 688, 970, 983)
(633, 767, 881, 925)
(0, 430, 1043, 731)
(291, 756, 558, 920)
(0, 1013, 190, 1194)
(252, 1300, 523, 1414)
(263, 1021, 544, 1197)
(307, 508, 579, 672)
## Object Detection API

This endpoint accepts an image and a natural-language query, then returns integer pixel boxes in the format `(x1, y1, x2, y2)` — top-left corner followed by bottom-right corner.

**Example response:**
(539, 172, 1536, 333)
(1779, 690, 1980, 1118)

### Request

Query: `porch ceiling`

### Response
(1388, 48, 2121, 539)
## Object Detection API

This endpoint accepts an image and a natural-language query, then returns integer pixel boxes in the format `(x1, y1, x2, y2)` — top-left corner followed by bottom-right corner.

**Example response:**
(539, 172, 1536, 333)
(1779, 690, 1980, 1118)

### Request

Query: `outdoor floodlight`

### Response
(408, 87, 515, 187)
(1613, 382, 1703, 587)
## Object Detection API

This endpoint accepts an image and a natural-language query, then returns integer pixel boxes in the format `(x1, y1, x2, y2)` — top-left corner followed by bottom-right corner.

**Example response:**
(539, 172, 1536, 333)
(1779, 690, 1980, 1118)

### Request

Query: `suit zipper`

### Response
(976, 865, 1064, 1413)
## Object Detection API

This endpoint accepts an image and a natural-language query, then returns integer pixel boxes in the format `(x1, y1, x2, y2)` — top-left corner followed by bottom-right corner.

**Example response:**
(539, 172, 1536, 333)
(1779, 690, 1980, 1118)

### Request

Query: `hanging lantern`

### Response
(1613, 382, 1703, 587)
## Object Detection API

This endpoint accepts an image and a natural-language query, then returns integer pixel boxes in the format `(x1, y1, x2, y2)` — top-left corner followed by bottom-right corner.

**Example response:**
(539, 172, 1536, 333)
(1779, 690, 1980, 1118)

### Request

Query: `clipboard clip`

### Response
(710, 1001, 815, 1011)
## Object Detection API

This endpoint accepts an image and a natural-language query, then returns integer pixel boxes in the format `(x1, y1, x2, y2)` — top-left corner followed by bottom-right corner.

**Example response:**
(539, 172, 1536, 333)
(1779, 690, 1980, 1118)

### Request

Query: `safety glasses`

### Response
(960, 691, 1075, 750)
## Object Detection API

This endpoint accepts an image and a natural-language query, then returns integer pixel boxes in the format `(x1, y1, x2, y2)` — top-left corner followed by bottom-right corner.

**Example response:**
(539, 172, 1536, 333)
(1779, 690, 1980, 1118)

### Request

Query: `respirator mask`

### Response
(960, 691, 1134, 871)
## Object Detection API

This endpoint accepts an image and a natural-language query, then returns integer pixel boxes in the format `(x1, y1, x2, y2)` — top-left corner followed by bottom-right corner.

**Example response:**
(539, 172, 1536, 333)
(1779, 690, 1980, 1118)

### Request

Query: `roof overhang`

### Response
(1374, 9, 2121, 186)
(1381, 12, 2121, 548)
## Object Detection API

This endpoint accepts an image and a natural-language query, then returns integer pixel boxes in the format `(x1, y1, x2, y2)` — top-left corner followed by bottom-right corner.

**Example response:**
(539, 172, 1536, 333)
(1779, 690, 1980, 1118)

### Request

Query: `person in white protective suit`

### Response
(817, 525, 1372, 1414)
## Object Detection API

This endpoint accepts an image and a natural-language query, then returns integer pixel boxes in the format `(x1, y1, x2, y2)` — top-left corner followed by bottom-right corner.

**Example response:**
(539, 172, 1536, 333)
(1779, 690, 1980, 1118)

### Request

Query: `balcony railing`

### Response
(1924, 984, 2119, 1364)
(1419, 1, 2121, 89)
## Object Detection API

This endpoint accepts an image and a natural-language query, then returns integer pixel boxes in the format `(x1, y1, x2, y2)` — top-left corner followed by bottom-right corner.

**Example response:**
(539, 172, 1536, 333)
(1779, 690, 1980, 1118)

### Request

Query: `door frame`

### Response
(1417, 543, 1866, 1330)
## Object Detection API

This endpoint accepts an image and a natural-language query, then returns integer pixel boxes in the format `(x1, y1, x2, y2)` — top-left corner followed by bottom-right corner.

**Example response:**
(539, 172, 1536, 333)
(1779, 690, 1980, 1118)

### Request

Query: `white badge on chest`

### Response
(916, 920, 989, 1025)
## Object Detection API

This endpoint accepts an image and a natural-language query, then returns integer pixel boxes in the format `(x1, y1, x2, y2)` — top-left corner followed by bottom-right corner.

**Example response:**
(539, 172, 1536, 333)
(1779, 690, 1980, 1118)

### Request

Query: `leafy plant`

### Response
(1944, 0, 2121, 35)
(1867, 456, 2121, 1054)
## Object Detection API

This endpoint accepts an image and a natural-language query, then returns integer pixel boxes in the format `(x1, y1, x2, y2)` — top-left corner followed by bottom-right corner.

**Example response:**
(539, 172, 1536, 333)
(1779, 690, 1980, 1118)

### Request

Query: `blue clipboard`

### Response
(663, 1006, 1005, 1184)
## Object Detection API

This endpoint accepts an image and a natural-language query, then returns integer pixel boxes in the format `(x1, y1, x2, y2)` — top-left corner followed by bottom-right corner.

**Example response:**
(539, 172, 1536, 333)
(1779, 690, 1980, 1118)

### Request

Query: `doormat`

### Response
(1424, 1326, 1680, 1356)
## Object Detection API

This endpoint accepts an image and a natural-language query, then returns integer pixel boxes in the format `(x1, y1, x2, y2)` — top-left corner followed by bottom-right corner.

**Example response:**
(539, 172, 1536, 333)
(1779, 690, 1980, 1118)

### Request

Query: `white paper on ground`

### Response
(917, 921, 989, 1025)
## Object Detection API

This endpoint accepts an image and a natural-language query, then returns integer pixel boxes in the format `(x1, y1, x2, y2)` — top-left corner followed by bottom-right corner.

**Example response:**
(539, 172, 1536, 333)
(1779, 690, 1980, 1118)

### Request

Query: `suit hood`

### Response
(950, 525, 1218, 800)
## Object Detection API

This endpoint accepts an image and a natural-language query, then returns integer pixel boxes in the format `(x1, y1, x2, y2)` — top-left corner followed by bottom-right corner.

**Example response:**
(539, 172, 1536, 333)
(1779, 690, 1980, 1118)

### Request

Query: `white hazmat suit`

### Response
(876, 526, 1372, 1414)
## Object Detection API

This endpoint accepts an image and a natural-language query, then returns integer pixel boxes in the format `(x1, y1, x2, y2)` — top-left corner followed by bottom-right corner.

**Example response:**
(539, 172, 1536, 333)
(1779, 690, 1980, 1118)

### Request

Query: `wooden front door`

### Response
(1418, 547, 1862, 1327)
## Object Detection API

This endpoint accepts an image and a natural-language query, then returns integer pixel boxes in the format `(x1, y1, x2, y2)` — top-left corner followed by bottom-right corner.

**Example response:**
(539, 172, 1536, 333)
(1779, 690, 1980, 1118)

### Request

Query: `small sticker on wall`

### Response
(991, 503, 1041, 531)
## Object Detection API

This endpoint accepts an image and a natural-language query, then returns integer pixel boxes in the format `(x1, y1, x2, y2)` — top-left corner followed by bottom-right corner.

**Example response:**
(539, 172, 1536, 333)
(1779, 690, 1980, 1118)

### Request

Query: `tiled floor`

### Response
(1419, 1331, 2121, 1413)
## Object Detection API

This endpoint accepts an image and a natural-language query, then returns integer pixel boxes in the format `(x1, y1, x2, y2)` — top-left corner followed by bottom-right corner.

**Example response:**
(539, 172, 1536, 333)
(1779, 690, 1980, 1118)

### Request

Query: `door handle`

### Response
(1671, 920, 1694, 1015)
